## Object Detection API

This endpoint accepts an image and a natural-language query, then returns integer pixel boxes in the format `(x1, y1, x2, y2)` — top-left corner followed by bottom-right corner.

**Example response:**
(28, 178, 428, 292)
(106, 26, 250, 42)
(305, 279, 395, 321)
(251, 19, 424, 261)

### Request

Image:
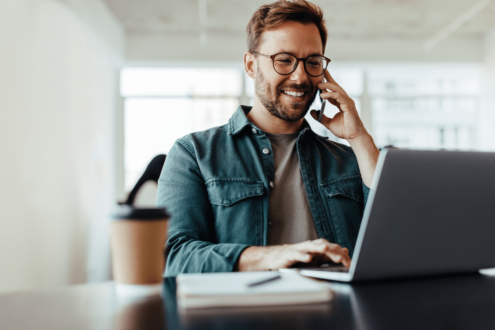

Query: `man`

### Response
(157, 0, 379, 276)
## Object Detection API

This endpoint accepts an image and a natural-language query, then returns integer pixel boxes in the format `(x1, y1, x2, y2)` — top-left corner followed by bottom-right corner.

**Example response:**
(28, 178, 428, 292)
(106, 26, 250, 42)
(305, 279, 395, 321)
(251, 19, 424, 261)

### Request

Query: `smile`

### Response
(282, 90, 306, 98)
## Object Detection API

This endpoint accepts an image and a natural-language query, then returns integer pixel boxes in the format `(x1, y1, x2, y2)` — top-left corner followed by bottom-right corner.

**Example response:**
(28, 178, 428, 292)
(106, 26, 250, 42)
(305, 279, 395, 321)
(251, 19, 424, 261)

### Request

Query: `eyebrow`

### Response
(276, 50, 323, 57)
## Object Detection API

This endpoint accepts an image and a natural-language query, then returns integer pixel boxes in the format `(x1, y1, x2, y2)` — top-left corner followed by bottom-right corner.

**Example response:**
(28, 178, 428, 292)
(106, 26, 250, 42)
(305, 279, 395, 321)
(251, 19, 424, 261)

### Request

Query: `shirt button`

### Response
(269, 222, 272, 226)
(252, 128, 257, 134)
(270, 181, 274, 188)
(263, 148, 270, 155)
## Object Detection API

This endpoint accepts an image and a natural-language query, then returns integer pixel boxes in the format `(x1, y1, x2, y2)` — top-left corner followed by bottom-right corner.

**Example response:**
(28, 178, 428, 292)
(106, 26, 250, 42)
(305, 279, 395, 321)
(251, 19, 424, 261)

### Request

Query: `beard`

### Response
(254, 69, 318, 122)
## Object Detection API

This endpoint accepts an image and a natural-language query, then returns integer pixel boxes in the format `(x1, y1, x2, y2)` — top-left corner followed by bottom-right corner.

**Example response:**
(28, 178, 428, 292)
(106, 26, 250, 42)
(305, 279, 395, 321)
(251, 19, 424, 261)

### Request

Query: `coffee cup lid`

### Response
(112, 205, 170, 221)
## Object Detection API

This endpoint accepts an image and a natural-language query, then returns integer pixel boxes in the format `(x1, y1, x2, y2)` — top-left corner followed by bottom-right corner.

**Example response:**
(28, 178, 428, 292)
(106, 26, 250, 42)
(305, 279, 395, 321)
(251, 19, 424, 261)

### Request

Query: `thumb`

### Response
(311, 109, 333, 127)
(310, 110, 320, 121)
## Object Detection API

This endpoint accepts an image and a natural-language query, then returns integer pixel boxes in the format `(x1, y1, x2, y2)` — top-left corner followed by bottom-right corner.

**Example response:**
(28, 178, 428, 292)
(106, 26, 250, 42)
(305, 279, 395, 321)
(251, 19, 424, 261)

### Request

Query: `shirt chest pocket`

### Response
(320, 176, 365, 255)
(206, 179, 264, 244)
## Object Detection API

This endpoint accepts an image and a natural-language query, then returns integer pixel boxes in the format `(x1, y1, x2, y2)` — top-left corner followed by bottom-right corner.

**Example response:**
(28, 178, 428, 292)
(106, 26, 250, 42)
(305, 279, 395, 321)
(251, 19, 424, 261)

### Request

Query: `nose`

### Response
(289, 59, 308, 84)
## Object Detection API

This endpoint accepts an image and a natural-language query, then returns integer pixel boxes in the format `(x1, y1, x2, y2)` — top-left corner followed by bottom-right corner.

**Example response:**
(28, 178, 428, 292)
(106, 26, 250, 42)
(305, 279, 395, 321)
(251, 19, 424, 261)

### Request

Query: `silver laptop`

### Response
(297, 148, 495, 282)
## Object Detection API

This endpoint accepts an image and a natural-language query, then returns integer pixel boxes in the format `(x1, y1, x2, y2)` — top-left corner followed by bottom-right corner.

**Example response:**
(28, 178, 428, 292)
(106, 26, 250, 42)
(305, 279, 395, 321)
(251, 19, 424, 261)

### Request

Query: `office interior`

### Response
(1, 0, 495, 295)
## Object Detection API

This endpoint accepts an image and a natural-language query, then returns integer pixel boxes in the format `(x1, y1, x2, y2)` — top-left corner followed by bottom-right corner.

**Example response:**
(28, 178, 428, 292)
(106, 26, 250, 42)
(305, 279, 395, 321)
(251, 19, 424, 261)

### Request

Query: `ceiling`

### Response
(103, 0, 495, 39)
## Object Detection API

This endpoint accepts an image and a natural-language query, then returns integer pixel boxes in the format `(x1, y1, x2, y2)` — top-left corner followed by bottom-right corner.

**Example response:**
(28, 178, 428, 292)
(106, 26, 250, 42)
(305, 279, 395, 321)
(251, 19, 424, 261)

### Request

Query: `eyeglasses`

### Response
(251, 51, 331, 77)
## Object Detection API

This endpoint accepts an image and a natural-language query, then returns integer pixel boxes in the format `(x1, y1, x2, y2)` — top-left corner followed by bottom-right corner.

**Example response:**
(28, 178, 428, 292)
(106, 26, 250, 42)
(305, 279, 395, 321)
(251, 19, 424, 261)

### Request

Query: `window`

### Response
(121, 65, 481, 192)
(369, 67, 479, 150)
(122, 68, 242, 190)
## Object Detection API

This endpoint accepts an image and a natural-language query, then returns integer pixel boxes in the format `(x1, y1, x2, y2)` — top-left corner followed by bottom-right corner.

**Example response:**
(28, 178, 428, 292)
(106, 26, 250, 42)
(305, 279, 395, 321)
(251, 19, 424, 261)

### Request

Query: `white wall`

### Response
(0, 0, 124, 293)
(479, 28, 495, 151)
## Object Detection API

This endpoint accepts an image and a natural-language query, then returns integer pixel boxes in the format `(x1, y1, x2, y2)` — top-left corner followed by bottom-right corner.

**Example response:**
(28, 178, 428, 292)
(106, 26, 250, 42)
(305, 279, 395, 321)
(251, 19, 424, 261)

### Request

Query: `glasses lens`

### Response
(305, 56, 327, 76)
(273, 54, 297, 75)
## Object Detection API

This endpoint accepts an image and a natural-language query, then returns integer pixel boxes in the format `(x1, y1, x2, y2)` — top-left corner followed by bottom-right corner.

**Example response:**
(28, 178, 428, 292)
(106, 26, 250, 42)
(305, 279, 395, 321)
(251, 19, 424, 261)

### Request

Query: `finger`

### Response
(311, 241, 352, 267)
(319, 92, 342, 111)
(333, 248, 351, 268)
(324, 248, 351, 268)
(339, 253, 352, 268)
(320, 91, 350, 107)
(321, 92, 355, 113)
(289, 250, 314, 264)
(318, 81, 345, 95)
(319, 80, 350, 99)
(324, 69, 338, 85)
(310, 109, 319, 121)
(327, 98, 342, 111)
(298, 239, 343, 258)
(310, 109, 334, 127)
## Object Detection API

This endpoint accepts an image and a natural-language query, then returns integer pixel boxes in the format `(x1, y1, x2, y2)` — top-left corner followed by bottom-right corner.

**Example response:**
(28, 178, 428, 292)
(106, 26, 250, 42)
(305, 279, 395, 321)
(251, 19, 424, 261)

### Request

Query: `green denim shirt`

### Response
(157, 106, 370, 277)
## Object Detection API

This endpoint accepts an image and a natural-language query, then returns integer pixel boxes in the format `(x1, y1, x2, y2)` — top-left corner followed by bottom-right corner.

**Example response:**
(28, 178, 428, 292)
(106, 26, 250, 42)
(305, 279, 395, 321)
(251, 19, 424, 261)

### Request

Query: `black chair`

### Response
(122, 154, 166, 206)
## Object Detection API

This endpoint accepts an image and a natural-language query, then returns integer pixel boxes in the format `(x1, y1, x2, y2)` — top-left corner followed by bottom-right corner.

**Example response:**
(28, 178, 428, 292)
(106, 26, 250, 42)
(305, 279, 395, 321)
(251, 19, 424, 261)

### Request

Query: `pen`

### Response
(247, 274, 282, 288)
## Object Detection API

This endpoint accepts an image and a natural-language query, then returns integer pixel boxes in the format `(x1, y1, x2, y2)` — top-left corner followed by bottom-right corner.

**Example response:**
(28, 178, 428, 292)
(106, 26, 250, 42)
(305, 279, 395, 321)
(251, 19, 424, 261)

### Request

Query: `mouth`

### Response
(280, 90, 307, 99)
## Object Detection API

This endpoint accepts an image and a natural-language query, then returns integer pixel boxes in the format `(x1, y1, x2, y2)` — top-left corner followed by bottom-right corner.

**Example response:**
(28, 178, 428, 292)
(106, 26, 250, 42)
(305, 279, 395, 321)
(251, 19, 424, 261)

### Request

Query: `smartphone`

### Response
(318, 76, 326, 123)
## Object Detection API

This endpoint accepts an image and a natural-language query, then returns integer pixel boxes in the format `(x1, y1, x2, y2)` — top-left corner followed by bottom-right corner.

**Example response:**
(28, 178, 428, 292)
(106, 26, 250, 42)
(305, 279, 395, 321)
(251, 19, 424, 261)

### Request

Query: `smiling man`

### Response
(157, 0, 380, 276)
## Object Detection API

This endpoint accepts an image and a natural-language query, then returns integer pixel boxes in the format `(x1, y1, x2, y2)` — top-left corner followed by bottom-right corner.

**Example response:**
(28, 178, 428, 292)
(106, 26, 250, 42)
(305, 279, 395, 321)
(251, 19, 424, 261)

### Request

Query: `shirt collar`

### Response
(228, 105, 328, 140)
(228, 105, 253, 135)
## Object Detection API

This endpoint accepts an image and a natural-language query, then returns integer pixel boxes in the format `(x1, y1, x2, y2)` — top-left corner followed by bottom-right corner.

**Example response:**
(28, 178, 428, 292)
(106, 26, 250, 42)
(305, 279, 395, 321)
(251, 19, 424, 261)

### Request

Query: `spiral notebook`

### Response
(176, 271, 332, 309)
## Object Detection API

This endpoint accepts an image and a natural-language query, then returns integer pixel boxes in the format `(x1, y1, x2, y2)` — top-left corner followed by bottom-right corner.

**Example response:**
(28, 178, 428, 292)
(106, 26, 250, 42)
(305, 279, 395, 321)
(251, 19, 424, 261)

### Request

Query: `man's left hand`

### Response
(310, 69, 367, 142)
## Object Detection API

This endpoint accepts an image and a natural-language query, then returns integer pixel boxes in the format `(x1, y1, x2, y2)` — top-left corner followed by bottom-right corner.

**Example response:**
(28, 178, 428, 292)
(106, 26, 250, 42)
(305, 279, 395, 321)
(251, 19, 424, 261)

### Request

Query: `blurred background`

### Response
(1, 0, 494, 294)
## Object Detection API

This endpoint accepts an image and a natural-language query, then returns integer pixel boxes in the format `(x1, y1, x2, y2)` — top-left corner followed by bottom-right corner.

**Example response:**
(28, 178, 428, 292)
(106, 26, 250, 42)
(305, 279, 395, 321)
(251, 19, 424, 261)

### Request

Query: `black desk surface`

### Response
(2, 272, 495, 330)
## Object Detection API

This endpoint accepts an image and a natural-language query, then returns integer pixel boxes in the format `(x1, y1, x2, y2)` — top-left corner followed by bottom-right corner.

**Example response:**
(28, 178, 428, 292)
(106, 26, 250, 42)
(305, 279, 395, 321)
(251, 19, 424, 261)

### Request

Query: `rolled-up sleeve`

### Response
(156, 139, 249, 277)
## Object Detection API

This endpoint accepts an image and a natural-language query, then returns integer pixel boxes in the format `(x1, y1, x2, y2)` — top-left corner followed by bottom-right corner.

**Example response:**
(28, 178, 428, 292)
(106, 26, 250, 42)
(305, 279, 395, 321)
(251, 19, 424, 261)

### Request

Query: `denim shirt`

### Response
(157, 106, 370, 277)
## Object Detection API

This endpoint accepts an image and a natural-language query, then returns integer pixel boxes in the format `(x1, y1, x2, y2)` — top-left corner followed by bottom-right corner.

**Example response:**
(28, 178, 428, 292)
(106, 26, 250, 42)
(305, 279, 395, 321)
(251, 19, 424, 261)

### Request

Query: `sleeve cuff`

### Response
(362, 181, 370, 206)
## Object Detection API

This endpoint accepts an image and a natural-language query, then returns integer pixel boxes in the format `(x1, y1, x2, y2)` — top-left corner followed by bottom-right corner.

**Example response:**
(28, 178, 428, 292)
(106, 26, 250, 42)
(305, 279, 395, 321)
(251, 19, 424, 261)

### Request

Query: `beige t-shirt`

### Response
(265, 132, 319, 245)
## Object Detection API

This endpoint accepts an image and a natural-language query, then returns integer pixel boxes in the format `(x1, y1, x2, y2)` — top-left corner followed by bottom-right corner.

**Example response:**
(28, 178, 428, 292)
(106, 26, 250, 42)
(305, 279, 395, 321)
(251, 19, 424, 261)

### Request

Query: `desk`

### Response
(1, 273, 495, 330)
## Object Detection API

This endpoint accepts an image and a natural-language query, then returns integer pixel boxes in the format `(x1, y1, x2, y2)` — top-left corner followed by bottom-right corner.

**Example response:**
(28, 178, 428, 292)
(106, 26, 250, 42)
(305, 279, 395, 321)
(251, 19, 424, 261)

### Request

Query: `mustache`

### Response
(277, 83, 313, 92)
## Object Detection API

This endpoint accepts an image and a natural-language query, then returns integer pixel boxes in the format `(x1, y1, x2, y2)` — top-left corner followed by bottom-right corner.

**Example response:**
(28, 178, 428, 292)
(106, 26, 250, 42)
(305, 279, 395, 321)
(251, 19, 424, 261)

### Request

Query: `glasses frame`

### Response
(251, 51, 331, 77)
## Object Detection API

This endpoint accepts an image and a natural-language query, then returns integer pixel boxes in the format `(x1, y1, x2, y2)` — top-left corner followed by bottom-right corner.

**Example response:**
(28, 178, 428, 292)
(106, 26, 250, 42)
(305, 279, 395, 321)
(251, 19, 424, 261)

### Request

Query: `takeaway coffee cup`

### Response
(110, 205, 170, 285)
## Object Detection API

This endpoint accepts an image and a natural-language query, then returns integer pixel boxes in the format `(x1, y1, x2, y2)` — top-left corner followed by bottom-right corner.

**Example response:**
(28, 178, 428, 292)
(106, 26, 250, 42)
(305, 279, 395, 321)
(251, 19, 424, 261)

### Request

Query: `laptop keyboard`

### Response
(303, 266, 349, 273)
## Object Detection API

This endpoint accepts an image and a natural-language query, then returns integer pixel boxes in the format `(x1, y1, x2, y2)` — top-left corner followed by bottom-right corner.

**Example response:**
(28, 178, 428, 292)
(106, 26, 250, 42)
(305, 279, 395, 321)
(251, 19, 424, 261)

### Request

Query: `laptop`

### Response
(296, 148, 495, 282)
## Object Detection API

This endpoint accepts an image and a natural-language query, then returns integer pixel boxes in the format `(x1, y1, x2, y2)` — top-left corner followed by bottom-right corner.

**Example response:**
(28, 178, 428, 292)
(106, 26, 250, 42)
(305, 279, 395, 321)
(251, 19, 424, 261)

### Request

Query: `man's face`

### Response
(253, 21, 323, 122)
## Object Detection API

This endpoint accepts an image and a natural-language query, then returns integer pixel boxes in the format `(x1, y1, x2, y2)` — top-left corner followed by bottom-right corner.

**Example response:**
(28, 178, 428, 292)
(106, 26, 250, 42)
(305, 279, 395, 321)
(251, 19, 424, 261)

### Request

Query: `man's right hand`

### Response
(236, 238, 351, 272)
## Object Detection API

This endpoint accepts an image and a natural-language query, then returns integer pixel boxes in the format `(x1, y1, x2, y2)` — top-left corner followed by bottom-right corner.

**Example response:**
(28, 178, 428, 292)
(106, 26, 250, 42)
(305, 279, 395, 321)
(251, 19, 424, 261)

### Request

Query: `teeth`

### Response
(283, 91, 305, 97)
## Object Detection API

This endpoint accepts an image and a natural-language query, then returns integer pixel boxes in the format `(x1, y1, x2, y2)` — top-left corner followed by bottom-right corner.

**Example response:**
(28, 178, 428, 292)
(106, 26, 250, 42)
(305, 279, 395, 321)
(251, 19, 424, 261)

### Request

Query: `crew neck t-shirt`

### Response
(265, 131, 319, 245)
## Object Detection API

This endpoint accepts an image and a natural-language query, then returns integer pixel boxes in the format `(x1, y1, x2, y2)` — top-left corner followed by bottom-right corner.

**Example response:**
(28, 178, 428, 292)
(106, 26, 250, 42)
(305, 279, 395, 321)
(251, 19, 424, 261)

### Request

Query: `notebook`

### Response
(176, 271, 332, 309)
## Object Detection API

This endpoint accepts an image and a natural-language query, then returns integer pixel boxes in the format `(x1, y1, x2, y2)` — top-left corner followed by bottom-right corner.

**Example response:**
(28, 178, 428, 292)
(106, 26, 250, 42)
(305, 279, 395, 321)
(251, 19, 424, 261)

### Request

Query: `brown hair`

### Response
(246, 0, 327, 53)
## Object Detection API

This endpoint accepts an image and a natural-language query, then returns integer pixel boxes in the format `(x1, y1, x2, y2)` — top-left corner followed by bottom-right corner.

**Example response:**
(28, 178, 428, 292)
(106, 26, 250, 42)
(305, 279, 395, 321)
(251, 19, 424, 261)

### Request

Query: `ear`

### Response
(244, 51, 256, 79)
